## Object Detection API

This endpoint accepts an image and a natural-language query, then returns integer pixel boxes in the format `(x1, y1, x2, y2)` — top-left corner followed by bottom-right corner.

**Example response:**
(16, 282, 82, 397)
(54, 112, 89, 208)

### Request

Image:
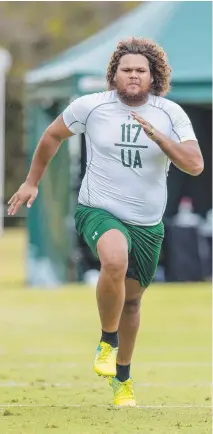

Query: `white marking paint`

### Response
(0, 381, 211, 388)
(0, 361, 210, 368)
(0, 346, 210, 356)
(23, 346, 211, 355)
(0, 404, 211, 409)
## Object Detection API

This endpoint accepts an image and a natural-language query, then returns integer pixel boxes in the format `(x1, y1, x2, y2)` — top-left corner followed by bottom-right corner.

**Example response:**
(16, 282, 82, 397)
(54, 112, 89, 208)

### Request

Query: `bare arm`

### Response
(26, 113, 73, 186)
(8, 114, 73, 215)
(131, 112, 204, 176)
(149, 132, 203, 176)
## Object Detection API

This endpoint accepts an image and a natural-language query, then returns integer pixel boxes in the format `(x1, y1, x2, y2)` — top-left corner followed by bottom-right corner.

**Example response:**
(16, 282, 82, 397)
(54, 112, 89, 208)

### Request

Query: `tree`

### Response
(1, 1, 139, 203)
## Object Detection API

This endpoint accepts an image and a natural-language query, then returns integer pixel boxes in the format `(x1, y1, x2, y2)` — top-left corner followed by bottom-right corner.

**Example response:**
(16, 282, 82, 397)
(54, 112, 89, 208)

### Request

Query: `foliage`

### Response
(0, 1, 138, 201)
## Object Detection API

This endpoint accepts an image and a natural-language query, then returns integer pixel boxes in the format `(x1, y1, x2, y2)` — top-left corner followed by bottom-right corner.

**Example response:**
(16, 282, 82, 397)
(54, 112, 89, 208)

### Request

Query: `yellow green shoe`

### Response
(109, 376, 136, 407)
(94, 341, 118, 377)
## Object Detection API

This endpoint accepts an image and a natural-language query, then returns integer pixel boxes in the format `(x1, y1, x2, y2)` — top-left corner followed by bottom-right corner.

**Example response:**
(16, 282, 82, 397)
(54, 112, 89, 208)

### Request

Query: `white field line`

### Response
(0, 404, 211, 409)
(0, 347, 211, 355)
(23, 347, 211, 355)
(0, 381, 211, 388)
(0, 362, 211, 368)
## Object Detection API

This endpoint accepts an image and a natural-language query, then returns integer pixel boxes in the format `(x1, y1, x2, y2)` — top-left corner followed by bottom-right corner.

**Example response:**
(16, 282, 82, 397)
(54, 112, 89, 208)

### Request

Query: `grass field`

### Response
(0, 229, 212, 433)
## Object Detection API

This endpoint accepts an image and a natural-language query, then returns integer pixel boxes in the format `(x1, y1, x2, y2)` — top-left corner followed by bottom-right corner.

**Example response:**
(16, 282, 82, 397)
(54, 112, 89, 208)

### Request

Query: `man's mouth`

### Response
(128, 82, 139, 86)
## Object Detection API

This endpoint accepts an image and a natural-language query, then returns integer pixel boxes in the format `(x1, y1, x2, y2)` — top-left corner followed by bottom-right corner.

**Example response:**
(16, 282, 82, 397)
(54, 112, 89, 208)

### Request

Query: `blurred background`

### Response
(0, 0, 212, 288)
(0, 4, 212, 431)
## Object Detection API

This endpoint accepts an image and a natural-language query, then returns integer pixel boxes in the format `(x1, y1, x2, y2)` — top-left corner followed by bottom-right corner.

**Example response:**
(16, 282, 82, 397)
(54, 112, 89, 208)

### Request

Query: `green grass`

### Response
(0, 228, 26, 285)
(0, 229, 212, 433)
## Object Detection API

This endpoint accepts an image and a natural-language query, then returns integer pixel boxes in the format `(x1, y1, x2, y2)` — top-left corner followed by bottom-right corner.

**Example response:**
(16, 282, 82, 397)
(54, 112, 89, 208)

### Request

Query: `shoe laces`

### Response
(98, 343, 114, 363)
(115, 379, 134, 399)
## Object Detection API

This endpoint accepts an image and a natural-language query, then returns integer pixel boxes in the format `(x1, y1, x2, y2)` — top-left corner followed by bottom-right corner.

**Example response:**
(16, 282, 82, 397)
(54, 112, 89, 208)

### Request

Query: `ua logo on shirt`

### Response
(92, 231, 98, 240)
(114, 123, 148, 168)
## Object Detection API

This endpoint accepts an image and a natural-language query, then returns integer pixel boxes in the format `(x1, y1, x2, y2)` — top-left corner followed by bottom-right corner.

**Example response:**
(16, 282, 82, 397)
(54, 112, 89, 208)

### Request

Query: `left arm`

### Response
(131, 111, 204, 176)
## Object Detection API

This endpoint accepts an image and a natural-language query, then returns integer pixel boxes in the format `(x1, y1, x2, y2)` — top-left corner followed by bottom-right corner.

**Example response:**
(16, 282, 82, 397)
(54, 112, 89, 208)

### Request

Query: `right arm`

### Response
(8, 93, 95, 215)
(26, 114, 73, 187)
(8, 114, 73, 216)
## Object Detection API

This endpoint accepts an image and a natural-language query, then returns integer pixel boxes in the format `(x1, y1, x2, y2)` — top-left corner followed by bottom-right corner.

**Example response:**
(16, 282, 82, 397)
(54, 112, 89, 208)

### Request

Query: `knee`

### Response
(102, 252, 128, 280)
(123, 298, 141, 315)
(98, 229, 128, 280)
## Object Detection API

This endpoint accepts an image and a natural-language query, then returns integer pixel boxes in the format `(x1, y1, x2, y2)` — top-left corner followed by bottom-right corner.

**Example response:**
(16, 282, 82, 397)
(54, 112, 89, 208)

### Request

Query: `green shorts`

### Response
(74, 204, 164, 288)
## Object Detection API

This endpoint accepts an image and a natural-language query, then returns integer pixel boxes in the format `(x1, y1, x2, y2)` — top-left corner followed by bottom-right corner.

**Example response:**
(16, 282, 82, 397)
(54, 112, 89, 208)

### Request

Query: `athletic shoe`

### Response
(94, 341, 118, 377)
(109, 376, 136, 407)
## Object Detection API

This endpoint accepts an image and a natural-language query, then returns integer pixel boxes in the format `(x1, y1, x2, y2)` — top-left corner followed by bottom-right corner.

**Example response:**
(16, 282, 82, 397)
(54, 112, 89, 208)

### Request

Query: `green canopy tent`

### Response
(26, 1, 212, 103)
(25, 1, 212, 286)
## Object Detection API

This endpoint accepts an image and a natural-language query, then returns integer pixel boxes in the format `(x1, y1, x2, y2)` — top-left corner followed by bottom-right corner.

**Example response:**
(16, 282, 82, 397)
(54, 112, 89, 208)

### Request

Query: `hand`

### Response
(131, 111, 156, 141)
(8, 181, 38, 216)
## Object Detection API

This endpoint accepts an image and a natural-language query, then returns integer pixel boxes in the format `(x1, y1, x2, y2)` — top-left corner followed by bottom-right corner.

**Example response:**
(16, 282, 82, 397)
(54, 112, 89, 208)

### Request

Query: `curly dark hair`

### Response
(106, 37, 172, 96)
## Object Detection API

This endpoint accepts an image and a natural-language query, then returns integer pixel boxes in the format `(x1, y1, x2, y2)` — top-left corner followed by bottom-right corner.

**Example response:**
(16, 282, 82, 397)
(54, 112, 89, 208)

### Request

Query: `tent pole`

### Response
(0, 49, 12, 236)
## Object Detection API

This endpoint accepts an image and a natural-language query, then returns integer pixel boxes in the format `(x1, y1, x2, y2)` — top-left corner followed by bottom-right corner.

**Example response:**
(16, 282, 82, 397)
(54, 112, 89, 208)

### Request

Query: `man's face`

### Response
(115, 54, 152, 105)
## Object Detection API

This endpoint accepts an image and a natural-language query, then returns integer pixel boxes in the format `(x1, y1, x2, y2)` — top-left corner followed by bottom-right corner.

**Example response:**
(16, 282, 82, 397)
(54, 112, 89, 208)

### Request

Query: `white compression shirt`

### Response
(63, 90, 197, 226)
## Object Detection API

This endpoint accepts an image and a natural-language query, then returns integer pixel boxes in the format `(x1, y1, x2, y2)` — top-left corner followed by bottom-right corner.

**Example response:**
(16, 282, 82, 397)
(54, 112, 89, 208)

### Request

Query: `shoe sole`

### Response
(113, 402, 136, 407)
(94, 366, 116, 377)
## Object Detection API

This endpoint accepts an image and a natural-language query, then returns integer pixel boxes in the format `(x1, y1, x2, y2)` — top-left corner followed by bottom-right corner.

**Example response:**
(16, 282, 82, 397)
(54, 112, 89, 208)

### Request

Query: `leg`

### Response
(116, 221, 164, 366)
(109, 278, 145, 406)
(109, 223, 163, 404)
(96, 229, 128, 332)
(117, 278, 146, 366)
(94, 229, 128, 377)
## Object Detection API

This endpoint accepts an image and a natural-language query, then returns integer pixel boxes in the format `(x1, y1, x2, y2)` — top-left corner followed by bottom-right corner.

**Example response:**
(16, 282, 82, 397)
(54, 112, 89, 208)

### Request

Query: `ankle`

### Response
(101, 329, 118, 348)
(116, 363, 131, 382)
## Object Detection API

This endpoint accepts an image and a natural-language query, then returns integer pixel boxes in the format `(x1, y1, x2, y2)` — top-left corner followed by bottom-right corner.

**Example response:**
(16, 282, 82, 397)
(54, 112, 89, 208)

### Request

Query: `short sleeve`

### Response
(170, 105, 197, 143)
(63, 96, 88, 134)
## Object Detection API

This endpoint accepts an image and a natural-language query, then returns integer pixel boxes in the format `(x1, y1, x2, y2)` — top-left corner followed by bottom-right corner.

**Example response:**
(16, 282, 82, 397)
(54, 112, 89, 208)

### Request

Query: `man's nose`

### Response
(129, 70, 139, 78)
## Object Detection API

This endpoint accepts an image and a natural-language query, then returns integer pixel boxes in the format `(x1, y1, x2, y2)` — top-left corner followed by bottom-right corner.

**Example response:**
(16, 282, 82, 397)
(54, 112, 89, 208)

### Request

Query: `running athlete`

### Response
(8, 38, 204, 407)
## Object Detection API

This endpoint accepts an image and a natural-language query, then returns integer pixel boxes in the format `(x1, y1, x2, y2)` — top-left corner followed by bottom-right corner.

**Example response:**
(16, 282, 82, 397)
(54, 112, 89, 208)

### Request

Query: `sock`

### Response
(101, 330, 118, 348)
(116, 363, 131, 382)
